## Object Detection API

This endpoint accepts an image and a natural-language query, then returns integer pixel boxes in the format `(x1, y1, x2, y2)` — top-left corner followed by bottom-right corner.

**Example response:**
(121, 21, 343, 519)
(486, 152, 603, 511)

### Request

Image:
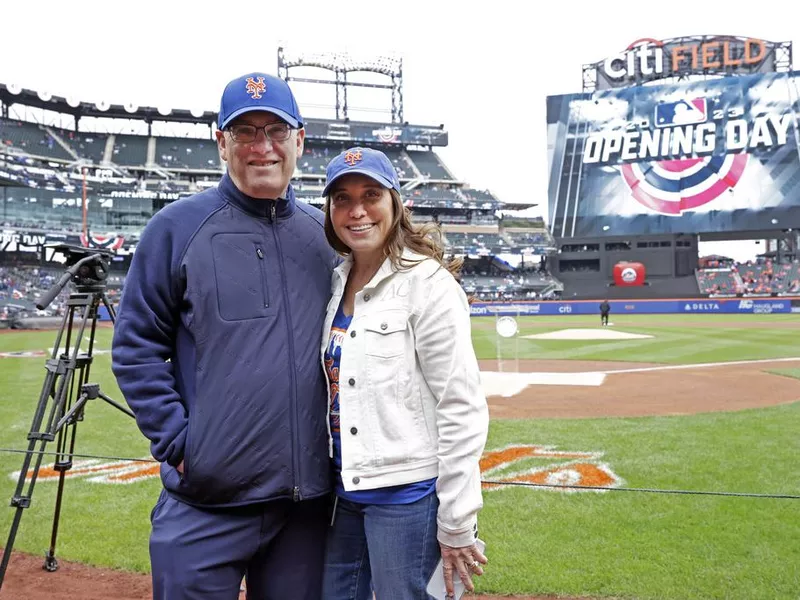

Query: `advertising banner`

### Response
(470, 298, 791, 316)
(547, 71, 800, 237)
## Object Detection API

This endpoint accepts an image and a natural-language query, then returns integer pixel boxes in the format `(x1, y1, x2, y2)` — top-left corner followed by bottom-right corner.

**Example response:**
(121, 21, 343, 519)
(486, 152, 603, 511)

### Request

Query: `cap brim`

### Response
(219, 106, 301, 130)
(322, 169, 397, 197)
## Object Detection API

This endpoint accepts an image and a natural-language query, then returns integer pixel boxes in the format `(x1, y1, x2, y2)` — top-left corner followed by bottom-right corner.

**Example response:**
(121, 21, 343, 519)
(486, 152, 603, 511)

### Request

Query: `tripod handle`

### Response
(36, 272, 73, 311)
(36, 255, 101, 311)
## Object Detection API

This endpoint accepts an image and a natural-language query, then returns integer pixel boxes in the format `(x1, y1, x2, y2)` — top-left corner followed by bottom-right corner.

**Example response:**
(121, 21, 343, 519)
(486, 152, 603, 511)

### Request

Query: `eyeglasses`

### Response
(226, 122, 294, 144)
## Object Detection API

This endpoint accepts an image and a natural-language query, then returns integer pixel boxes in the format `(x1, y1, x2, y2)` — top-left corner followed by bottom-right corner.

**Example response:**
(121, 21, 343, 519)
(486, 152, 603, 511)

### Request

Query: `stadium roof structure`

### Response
(0, 84, 217, 125)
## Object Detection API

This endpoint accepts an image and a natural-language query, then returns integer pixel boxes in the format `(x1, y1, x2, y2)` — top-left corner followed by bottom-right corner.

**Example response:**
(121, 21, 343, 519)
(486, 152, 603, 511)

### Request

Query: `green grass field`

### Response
(472, 313, 800, 363)
(0, 316, 798, 598)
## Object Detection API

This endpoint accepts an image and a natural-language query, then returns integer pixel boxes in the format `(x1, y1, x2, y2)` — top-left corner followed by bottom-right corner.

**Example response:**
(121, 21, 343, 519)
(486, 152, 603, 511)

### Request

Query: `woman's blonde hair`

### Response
(324, 188, 463, 278)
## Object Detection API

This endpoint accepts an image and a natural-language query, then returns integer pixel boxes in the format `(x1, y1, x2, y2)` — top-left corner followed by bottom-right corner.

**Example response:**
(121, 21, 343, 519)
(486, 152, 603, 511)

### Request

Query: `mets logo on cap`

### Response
(620, 96, 748, 216)
(344, 150, 363, 166)
(245, 76, 266, 99)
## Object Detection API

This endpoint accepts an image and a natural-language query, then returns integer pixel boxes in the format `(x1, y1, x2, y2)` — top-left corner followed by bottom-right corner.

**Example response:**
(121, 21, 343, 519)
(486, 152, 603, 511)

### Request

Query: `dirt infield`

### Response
(0, 550, 579, 600)
(480, 358, 800, 419)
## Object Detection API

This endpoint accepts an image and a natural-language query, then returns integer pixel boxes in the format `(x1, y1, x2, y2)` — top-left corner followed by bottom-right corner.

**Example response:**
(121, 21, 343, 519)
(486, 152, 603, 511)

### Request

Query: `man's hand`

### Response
(176, 461, 184, 475)
(439, 541, 488, 598)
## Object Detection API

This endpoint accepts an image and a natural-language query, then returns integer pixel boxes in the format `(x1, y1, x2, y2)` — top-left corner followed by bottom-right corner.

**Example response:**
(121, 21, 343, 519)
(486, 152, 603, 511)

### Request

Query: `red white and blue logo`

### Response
(621, 97, 747, 216)
(80, 232, 125, 251)
(620, 154, 748, 216)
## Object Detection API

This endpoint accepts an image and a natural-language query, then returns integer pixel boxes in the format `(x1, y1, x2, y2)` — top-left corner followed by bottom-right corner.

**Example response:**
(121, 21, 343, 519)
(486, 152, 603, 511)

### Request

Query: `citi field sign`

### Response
(597, 36, 774, 87)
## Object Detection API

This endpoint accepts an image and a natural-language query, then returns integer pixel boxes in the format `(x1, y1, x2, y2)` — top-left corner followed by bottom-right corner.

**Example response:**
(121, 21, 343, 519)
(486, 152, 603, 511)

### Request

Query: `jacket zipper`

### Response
(255, 247, 269, 307)
(321, 331, 334, 459)
(270, 202, 302, 502)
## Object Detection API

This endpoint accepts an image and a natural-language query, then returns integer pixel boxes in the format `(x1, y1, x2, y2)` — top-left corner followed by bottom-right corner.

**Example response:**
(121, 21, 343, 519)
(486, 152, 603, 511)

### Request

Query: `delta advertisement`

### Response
(547, 70, 800, 237)
(470, 298, 790, 316)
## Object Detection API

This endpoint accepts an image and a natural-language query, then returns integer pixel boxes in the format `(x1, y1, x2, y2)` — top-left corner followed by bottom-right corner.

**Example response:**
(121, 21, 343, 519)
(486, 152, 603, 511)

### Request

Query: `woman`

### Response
(320, 146, 489, 599)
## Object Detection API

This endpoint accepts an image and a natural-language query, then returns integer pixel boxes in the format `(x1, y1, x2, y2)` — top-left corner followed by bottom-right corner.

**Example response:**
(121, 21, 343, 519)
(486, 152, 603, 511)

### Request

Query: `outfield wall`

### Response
(470, 298, 792, 316)
(90, 297, 795, 323)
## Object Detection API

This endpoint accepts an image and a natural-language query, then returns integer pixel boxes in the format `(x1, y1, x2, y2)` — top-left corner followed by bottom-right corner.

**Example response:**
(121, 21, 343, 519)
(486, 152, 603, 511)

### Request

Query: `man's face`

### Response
(215, 112, 305, 199)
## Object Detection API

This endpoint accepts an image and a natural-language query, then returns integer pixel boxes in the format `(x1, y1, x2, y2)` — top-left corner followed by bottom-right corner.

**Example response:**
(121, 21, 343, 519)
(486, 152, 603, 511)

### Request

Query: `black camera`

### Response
(36, 244, 115, 310)
(47, 243, 113, 285)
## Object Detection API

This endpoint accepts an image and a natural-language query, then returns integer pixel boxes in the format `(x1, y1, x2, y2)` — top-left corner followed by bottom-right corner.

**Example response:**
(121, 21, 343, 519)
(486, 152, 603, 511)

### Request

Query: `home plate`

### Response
(524, 328, 654, 340)
(481, 371, 606, 397)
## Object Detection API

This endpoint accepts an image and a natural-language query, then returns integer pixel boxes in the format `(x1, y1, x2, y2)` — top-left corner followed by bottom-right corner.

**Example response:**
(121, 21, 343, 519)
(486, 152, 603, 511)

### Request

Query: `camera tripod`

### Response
(0, 247, 135, 591)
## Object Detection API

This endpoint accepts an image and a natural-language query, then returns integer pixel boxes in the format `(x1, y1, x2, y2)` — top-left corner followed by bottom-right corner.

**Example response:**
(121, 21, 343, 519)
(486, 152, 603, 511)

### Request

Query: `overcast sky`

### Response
(2, 0, 798, 258)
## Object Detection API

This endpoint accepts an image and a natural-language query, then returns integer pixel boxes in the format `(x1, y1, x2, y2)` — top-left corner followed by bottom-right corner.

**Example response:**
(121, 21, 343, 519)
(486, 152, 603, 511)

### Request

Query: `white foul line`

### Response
(481, 357, 800, 393)
(600, 356, 800, 375)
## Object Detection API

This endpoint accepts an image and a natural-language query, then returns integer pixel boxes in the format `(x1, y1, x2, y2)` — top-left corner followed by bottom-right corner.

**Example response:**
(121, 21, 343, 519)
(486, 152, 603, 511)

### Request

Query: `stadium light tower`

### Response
(278, 47, 404, 123)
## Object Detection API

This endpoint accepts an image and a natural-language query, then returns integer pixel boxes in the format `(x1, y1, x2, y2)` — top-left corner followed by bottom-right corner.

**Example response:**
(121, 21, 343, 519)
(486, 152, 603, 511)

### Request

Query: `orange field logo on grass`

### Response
(480, 444, 623, 492)
(11, 459, 159, 484)
(12, 444, 622, 492)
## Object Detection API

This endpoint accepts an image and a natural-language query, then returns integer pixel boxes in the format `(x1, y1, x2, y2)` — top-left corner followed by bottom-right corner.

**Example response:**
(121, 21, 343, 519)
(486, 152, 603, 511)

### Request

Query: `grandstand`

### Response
(0, 50, 559, 302)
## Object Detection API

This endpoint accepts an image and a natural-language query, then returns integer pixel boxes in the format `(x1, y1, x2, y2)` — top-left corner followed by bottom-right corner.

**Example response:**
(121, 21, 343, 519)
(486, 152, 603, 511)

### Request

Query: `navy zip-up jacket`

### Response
(111, 174, 338, 507)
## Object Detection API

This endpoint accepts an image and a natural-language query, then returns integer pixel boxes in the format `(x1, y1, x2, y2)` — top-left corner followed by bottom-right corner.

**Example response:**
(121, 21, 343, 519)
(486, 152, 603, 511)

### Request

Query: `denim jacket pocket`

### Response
(363, 312, 407, 359)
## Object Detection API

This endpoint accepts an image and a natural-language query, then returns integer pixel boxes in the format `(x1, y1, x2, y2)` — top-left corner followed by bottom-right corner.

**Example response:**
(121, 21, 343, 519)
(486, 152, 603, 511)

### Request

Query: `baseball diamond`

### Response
(1, 25, 800, 600)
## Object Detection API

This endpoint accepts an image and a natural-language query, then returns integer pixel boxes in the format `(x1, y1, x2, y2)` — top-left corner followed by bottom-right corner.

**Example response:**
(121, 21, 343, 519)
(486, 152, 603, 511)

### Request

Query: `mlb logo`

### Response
(654, 98, 707, 128)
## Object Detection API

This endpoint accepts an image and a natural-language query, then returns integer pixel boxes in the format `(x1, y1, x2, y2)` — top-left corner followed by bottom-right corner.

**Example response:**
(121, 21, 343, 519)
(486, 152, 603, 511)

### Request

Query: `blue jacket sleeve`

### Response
(111, 211, 188, 466)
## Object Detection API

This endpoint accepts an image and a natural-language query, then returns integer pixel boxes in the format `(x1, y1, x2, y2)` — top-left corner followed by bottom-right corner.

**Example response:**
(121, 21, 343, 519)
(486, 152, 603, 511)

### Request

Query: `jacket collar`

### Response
(333, 248, 430, 294)
(217, 173, 297, 220)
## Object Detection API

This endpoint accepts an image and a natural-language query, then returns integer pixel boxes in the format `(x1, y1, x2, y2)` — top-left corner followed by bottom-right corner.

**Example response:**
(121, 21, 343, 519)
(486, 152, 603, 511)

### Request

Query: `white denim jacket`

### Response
(320, 250, 489, 547)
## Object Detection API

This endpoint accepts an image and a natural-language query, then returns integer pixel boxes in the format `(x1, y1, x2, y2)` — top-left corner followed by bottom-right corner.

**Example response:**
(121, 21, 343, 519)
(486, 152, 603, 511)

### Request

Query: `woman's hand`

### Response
(439, 541, 488, 597)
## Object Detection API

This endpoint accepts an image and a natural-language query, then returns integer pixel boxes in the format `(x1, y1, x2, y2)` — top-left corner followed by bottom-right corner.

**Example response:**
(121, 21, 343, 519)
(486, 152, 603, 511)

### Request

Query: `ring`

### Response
(469, 560, 480, 569)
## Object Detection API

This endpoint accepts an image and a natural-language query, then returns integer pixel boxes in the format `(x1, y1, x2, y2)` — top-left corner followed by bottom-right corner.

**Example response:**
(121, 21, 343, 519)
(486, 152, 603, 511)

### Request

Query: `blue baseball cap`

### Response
(323, 147, 401, 197)
(218, 72, 303, 130)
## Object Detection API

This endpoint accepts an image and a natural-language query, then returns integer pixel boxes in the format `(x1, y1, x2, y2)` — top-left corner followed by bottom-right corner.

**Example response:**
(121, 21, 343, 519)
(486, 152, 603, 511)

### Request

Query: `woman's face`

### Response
(329, 174, 394, 261)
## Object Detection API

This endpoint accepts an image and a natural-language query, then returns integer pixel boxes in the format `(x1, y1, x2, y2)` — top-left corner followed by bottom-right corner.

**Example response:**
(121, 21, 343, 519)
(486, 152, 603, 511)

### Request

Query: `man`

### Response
(600, 299, 610, 326)
(111, 72, 338, 600)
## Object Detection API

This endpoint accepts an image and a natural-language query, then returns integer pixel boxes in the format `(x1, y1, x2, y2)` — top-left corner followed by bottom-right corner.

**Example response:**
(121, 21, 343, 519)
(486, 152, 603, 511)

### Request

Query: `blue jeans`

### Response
(322, 493, 441, 600)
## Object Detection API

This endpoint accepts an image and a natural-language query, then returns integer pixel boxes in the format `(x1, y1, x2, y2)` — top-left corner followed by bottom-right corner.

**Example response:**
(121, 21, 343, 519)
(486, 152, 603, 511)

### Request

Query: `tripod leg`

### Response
(98, 391, 135, 419)
(0, 368, 66, 587)
(100, 293, 116, 324)
(1, 289, 126, 590)
(45, 415, 80, 573)
(0, 300, 91, 590)
(0, 495, 28, 586)
(44, 473, 67, 572)
(43, 352, 91, 572)
(0, 435, 56, 590)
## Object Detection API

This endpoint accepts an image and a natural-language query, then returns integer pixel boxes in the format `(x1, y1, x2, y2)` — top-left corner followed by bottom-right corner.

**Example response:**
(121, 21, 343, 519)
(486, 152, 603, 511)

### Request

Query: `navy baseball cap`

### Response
(323, 147, 401, 197)
(218, 72, 303, 130)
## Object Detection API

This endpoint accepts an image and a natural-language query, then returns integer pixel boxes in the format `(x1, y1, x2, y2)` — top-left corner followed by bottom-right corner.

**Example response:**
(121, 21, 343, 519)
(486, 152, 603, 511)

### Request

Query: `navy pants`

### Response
(150, 490, 329, 600)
